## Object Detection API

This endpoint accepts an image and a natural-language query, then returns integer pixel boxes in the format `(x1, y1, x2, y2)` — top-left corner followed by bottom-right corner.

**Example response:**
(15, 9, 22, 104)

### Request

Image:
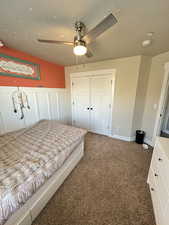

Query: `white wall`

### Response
(132, 56, 152, 137)
(65, 55, 142, 140)
(142, 51, 169, 143)
(0, 86, 69, 134)
(1, 50, 165, 143)
(65, 51, 169, 144)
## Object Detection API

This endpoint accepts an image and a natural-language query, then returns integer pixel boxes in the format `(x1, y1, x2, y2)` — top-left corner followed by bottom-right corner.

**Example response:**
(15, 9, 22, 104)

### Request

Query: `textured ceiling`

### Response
(0, 0, 169, 65)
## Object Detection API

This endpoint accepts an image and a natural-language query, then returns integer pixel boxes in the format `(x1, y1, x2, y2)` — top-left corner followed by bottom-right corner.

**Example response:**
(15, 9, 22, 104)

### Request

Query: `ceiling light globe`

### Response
(0, 40, 4, 48)
(142, 39, 152, 47)
(73, 40, 87, 56)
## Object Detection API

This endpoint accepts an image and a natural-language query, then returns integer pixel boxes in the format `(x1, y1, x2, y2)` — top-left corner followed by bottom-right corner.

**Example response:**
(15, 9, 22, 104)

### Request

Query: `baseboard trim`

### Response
(111, 135, 135, 142)
(110, 134, 154, 146)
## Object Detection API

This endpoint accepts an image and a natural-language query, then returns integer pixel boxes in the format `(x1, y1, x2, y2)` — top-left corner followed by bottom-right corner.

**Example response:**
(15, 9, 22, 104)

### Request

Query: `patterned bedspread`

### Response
(0, 120, 87, 225)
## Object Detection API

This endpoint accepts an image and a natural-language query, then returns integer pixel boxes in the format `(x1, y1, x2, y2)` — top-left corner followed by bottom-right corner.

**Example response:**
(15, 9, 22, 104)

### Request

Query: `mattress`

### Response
(0, 120, 87, 225)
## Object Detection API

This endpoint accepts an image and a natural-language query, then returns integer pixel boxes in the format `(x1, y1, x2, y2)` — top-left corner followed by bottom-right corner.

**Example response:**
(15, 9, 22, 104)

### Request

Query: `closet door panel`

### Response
(90, 76, 112, 135)
(72, 77, 90, 130)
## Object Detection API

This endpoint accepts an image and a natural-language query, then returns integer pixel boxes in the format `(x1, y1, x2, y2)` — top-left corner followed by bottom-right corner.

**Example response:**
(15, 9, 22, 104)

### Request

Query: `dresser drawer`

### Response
(148, 169, 163, 225)
(155, 146, 169, 194)
(156, 174, 169, 215)
(148, 138, 169, 225)
(163, 200, 169, 225)
(148, 168, 156, 187)
(156, 141, 169, 166)
(150, 151, 159, 176)
(152, 147, 169, 212)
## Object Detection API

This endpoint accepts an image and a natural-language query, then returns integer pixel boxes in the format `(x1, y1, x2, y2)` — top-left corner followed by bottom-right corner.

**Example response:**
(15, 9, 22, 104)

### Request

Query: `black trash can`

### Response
(135, 130, 145, 144)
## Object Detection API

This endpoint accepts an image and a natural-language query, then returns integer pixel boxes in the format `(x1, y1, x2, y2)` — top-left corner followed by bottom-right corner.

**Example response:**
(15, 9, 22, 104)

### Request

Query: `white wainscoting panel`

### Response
(22, 90, 39, 127)
(57, 91, 69, 123)
(36, 92, 51, 120)
(0, 86, 69, 134)
(48, 92, 59, 120)
(0, 87, 25, 134)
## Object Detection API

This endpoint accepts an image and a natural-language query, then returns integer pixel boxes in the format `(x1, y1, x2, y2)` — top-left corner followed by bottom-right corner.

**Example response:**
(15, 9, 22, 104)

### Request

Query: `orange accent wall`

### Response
(0, 47, 65, 88)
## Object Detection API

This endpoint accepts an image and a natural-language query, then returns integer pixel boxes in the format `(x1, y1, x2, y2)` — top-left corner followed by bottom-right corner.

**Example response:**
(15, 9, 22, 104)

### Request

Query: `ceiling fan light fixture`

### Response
(38, 13, 118, 59)
(142, 39, 152, 47)
(73, 40, 87, 56)
(0, 40, 4, 48)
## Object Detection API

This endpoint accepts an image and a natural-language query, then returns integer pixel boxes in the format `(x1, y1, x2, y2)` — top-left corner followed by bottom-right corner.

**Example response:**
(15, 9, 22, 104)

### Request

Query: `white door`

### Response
(90, 76, 113, 135)
(71, 77, 90, 130)
(71, 74, 114, 136)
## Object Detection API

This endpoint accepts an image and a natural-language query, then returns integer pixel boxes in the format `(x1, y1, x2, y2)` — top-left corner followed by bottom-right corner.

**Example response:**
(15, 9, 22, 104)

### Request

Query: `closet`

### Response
(71, 70, 115, 136)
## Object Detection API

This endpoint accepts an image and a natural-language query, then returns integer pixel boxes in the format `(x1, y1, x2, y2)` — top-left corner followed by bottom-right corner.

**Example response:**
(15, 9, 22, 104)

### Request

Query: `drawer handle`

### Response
(158, 158, 162, 161)
(154, 173, 158, 177)
(151, 187, 155, 191)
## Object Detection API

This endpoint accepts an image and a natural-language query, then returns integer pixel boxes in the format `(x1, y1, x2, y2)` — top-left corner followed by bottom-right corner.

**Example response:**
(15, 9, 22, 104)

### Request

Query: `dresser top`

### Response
(157, 137, 169, 158)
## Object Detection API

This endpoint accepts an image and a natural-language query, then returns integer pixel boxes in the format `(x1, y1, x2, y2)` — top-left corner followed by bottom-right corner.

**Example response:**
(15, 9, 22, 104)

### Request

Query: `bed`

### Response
(0, 120, 87, 225)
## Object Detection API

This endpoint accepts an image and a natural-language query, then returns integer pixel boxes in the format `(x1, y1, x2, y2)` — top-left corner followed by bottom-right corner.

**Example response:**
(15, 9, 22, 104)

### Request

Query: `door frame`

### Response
(162, 89, 169, 133)
(70, 69, 116, 136)
(152, 62, 169, 145)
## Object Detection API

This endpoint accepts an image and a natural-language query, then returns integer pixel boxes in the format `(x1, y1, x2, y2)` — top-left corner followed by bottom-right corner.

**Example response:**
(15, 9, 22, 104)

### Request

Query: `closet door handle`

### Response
(87, 107, 90, 110)
(90, 107, 93, 110)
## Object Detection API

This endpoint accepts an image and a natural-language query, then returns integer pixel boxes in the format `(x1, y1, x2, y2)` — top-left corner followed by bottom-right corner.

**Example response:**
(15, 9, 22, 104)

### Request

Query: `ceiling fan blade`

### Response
(85, 49, 93, 58)
(38, 39, 74, 46)
(83, 13, 117, 44)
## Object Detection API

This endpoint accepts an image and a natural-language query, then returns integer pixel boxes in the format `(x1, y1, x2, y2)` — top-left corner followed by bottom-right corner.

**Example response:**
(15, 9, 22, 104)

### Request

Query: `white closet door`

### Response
(72, 77, 90, 130)
(90, 76, 112, 135)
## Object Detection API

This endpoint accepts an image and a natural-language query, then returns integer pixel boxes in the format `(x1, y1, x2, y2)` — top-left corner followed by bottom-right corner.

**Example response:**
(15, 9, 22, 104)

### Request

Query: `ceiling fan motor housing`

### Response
(74, 39, 86, 48)
(75, 21, 86, 40)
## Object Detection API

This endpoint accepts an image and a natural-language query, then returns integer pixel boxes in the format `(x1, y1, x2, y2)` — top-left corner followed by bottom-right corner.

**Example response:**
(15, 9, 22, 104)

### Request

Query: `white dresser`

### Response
(147, 137, 169, 225)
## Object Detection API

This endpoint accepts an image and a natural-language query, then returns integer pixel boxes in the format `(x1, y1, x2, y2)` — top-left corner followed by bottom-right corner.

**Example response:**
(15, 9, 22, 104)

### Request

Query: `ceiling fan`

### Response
(38, 13, 117, 57)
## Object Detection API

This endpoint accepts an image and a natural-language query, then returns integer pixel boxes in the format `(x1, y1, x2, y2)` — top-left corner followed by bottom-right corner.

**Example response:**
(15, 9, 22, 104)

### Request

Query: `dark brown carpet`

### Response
(33, 132, 155, 225)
